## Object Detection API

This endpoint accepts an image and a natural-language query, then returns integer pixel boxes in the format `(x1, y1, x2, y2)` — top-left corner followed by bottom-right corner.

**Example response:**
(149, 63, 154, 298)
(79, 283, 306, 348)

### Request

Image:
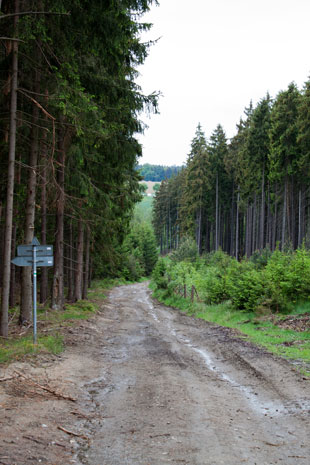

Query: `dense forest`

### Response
(137, 163, 182, 181)
(153, 83, 310, 257)
(0, 0, 159, 337)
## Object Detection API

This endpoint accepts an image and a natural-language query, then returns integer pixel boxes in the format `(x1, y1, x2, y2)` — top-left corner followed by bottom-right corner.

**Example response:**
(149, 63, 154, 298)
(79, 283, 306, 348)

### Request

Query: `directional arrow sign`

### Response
(11, 255, 54, 267)
(35, 256, 54, 267)
(17, 245, 53, 257)
(11, 256, 34, 267)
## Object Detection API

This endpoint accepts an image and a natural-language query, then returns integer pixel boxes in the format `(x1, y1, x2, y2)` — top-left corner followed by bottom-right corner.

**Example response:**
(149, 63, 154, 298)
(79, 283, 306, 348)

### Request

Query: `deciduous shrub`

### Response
(151, 248, 310, 314)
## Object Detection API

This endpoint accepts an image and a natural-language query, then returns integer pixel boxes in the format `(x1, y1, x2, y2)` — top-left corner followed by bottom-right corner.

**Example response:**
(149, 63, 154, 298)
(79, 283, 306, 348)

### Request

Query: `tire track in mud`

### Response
(77, 282, 310, 465)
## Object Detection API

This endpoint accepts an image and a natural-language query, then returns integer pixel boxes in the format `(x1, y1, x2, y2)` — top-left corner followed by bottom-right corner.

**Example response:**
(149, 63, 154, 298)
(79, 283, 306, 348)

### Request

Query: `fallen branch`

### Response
(57, 426, 89, 441)
(0, 376, 16, 382)
(70, 410, 95, 420)
(288, 456, 307, 459)
(263, 441, 283, 447)
(149, 433, 171, 438)
(23, 435, 67, 449)
(14, 371, 76, 402)
(23, 435, 46, 445)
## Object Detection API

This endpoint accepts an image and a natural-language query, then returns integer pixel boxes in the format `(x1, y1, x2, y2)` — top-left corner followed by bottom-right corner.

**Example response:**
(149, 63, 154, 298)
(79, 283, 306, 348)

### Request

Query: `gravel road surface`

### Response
(1, 282, 310, 465)
(77, 282, 310, 465)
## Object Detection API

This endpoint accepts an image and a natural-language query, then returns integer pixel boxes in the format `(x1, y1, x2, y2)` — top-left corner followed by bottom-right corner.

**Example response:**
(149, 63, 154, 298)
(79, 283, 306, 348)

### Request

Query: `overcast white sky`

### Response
(137, 0, 310, 166)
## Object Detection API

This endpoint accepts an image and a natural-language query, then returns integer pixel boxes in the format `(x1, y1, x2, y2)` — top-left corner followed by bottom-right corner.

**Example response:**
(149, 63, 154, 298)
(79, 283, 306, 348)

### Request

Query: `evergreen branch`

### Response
(0, 37, 25, 42)
(0, 11, 70, 20)
(18, 88, 56, 162)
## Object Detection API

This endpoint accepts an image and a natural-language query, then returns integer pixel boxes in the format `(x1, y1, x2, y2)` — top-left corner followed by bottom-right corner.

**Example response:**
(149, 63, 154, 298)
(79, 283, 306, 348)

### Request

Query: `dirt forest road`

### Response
(1, 282, 310, 465)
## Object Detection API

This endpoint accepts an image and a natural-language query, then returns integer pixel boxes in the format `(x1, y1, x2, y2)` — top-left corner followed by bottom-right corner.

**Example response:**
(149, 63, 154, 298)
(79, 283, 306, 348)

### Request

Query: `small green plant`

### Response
(170, 236, 198, 263)
(152, 257, 169, 289)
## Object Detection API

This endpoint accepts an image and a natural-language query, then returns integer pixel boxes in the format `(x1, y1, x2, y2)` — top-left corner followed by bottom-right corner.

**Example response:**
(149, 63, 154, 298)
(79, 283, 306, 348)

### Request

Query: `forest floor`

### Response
(1, 282, 310, 465)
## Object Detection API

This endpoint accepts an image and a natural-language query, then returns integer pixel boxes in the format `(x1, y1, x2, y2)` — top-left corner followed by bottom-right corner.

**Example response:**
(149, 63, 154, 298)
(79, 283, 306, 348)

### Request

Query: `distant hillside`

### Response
(137, 163, 183, 181)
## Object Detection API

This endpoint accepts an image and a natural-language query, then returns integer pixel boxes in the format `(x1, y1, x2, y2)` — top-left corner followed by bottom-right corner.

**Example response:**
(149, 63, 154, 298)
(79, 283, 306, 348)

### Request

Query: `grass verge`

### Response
(0, 278, 132, 365)
(152, 286, 310, 376)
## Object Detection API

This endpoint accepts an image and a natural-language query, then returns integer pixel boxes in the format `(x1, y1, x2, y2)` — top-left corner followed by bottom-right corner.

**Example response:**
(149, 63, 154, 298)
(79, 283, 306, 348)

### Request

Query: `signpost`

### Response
(11, 237, 53, 344)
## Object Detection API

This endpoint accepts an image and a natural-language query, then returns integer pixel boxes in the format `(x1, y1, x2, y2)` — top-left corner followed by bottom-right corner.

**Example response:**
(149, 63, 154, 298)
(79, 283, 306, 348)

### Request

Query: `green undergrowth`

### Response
(0, 333, 64, 364)
(152, 286, 310, 376)
(0, 278, 131, 365)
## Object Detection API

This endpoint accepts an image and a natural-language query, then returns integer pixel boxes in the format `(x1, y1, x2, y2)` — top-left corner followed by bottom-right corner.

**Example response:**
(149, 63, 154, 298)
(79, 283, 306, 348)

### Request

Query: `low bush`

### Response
(151, 247, 310, 314)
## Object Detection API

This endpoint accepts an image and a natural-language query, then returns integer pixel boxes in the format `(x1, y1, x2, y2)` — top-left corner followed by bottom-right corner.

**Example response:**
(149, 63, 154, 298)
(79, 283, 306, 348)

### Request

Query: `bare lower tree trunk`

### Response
(252, 194, 257, 254)
(1, 1, 19, 337)
(298, 188, 302, 247)
(74, 218, 84, 301)
(281, 178, 287, 251)
(245, 203, 250, 258)
(266, 182, 271, 248)
(215, 172, 219, 250)
(235, 191, 240, 260)
(9, 223, 16, 308)
(290, 177, 296, 248)
(230, 185, 235, 256)
(20, 66, 40, 324)
(67, 220, 74, 301)
(82, 226, 90, 300)
(272, 191, 278, 251)
(197, 204, 202, 254)
(51, 127, 66, 310)
(40, 91, 49, 304)
(260, 163, 265, 249)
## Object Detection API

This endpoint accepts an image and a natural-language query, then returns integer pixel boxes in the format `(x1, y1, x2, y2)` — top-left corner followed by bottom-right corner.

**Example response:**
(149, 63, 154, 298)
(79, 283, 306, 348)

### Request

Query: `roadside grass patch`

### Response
(37, 300, 97, 324)
(152, 287, 310, 376)
(1, 278, 143, 365)
(0, 333, 63, 364)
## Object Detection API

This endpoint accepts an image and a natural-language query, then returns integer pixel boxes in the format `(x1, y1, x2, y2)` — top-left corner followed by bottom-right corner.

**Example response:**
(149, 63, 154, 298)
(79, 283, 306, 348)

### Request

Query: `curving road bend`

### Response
(77, 282, 310, 465)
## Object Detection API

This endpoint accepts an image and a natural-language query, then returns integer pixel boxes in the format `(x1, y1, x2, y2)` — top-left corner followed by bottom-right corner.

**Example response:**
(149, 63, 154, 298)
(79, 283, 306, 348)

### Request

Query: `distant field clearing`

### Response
(140, 180, 160, 195)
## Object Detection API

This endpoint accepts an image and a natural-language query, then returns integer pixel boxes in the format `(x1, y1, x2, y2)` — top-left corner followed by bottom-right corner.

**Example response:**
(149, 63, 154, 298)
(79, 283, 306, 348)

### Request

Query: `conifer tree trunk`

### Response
(281, 178, 288, 251)
(9, 223, 16, 308)
(67, 220, 74, 301)
(235, 191, 240, 259)
(298, 188, 302, 247)
(20, 67, 40, 324)
(197, 205, 202, 254)
(1, 1, 19, 337)
(74, 218, 84, 301)
(82, 226, 90, 300)
(252, 194, 257, 254)
(40, 91, 49, 304)
(230, 186, 235, 256)
(266, 182, 271, 247)
(260, 163, 265, 249)
(272, 190, 278, 251)
(51, 128, 66, 310)
(215, 172, 219, 250)
(245, 204, 250, 257)
(290, 177, 296, 248)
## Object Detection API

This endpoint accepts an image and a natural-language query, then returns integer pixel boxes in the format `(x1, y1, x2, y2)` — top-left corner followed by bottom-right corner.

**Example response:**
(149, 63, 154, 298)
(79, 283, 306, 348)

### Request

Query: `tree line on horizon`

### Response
(153, 80, 310, 257)
(0, 0, 159, 337)
(137, 163, 182, 181)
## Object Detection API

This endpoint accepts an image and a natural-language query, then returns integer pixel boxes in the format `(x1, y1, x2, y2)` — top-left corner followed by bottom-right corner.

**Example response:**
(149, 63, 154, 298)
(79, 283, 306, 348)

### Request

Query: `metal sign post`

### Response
(11, 237, 53, 344)
(33, 245, 37, 344)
